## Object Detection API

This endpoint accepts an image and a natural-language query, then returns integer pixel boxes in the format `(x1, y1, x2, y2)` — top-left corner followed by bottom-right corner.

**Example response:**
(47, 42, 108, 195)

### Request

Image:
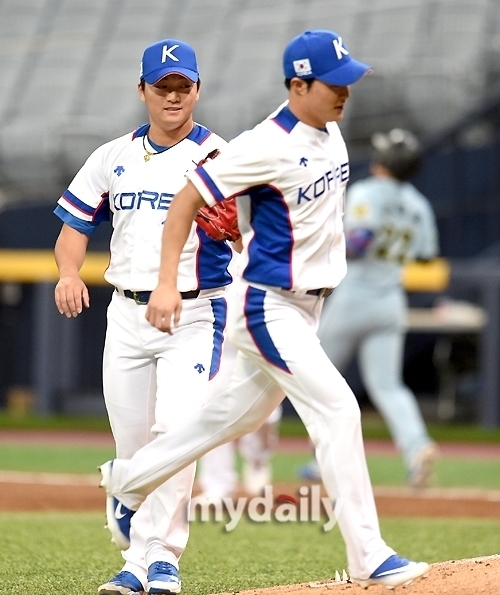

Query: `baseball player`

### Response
(54, 39, 232, 595)
(98, 30, 430, 589)
(300, 129, 438, 489)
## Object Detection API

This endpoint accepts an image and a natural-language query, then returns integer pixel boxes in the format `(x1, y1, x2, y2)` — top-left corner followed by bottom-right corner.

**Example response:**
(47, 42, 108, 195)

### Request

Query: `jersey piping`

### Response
(131, 122, 212, 146)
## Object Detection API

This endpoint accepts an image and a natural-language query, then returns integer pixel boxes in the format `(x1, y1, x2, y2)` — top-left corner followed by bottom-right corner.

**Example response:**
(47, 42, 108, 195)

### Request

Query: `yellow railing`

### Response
(0, 250, 450, 292)
(0, 249, 110, 285)
(402, 258, 450, 292)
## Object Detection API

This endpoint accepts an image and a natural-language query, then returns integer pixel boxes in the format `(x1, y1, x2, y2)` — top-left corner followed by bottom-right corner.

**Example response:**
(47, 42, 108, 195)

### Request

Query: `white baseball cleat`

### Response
(408, 444, 438, 489)
(99, 460, 135, 551)
(242, 461, 272, 496)
(351, 555, 429, 589)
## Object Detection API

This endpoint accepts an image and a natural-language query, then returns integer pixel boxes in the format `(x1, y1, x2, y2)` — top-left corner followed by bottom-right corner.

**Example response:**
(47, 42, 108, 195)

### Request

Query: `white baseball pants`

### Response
(103, 290, 225, 583)
(109, 279, 394, 579)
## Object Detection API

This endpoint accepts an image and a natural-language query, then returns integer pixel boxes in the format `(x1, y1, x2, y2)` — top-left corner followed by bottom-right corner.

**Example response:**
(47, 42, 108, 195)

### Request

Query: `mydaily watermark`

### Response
(189, 485, 342, 532)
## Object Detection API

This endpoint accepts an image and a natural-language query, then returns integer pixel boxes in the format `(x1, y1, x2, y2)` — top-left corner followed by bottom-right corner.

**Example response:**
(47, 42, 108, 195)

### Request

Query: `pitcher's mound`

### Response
(214, 555, 500, 595)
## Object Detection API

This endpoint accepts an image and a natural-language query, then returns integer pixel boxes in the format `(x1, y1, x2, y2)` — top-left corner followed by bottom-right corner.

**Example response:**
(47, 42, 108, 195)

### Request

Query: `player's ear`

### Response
(138, 81, 146, 103)
(290, 78, 308, 96)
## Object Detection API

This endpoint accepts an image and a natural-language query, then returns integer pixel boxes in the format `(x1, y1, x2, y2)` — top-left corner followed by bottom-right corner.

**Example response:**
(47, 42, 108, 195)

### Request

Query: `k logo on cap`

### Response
(140, 38, 199, 84)
(283, 30, 371, 86)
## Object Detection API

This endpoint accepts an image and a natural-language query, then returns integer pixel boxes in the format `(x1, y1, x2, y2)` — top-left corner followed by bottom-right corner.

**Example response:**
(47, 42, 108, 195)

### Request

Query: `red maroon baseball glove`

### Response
(194, 149, 241, 242)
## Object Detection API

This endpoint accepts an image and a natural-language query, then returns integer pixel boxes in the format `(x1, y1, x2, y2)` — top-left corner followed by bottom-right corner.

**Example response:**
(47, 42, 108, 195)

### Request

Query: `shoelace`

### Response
(151, 562, 179, 580)
(111, 571, 135, 584)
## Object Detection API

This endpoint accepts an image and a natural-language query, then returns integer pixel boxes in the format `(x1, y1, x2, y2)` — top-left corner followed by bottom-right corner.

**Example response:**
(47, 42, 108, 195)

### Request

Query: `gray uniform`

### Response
(318, 175, 438, 475)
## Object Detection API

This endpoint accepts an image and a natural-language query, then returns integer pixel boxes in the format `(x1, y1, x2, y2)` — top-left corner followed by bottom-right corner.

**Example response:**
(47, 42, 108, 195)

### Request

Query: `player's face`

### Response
(298, 79, 350, 127)
(139, 74, 200, 139)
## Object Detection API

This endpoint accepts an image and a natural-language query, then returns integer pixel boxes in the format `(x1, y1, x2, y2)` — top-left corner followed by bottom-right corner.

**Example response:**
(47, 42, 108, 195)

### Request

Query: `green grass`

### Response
(0, 443, 115, 474)
(367, 455, 500, 489)
(1, 443, 500, 489)
(0, 513, 498, 595)
(280, 412, 500, 443)
(271, 451, 500, 489)
(1, 407, 500, 487)
(0, 411, 112, 433)
(2, 409, 500, 442)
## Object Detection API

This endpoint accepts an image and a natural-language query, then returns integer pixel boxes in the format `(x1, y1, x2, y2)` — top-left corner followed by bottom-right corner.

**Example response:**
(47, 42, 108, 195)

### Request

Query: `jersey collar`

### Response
(271, 105, 329, 134)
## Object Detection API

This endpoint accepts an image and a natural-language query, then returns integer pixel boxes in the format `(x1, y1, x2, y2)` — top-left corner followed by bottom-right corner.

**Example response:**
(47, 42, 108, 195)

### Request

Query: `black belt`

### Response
(119, 289, 200, 305)
(305, 288, 334, 298)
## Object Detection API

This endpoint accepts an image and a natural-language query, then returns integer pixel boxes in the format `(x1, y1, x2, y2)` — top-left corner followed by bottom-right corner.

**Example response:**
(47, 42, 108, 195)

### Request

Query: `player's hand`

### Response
(146, 283, 183, 334)
(55, 276, 90, 317)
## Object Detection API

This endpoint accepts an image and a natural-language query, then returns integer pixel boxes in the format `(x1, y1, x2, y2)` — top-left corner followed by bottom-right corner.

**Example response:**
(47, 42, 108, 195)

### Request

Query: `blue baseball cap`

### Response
(140, 39, 199, 84)
(283, 30, 371, 86)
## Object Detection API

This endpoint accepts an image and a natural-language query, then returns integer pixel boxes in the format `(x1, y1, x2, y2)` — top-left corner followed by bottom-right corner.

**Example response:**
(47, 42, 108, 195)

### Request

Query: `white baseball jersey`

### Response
(55, 123, 231, 292)
(187, 105, 349, 291)
(342, 176, 439, 292)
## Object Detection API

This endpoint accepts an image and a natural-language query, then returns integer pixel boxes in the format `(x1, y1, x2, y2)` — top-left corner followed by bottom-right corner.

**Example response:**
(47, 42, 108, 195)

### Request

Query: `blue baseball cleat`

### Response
(298, 458, 321, 482)
(352, 554, 429, 589)
(98, 570, 144, 595)
(99, 460, 135, 551)
(147, 561, 182, 594)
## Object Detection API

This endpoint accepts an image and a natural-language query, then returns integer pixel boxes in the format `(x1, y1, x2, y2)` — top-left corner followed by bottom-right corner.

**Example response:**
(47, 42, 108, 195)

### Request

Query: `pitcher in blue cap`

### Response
(99, 30, 430, 591)
(283, 29, 371, 86)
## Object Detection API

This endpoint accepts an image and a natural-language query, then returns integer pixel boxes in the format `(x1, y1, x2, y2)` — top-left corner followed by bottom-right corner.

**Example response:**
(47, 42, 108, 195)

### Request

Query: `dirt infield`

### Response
(1, 472, 500, 520)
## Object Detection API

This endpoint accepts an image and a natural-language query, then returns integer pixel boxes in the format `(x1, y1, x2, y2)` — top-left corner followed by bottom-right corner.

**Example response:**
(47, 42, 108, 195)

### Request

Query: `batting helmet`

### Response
(370, 128, 421, 181)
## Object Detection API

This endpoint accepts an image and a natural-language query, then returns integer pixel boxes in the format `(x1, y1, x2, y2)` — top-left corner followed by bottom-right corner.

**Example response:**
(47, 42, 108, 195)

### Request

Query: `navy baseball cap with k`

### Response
(283, 30, 371, 86)
(140, 39, 199, 84)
